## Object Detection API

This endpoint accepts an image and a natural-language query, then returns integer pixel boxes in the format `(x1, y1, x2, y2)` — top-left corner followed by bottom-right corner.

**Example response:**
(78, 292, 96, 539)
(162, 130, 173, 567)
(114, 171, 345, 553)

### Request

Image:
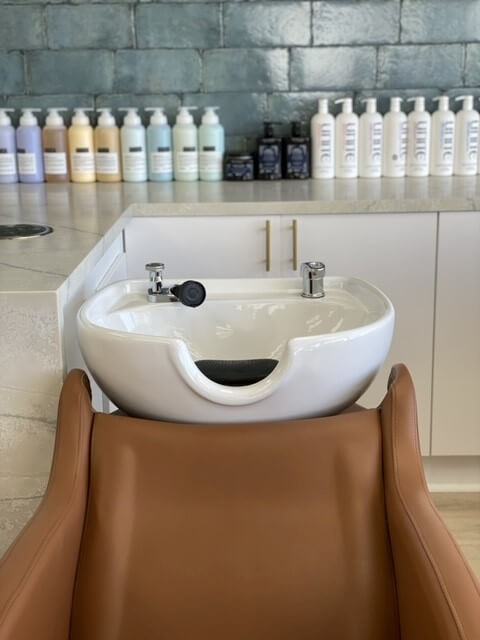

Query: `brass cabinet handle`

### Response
(292, 219, 298, 271)
(265, 220, 271, 272)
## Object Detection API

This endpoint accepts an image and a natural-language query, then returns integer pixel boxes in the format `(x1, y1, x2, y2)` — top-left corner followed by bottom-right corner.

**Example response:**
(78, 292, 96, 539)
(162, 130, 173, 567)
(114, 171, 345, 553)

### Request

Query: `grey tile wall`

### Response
(0, 0, 479, 149)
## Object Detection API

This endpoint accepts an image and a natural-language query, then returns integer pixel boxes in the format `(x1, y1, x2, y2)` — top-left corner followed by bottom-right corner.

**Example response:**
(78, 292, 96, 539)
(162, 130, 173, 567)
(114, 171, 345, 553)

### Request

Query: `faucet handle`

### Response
(146, 262, 165, 273)
(301, 261, 325, 275)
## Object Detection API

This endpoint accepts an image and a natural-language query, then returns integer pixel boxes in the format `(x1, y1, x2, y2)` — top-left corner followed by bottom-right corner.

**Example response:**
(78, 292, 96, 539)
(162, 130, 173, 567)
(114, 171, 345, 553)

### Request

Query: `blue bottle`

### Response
(145, 108, 173, 182)
(0, 108, 18, 184)
(16, 108, 44, 183)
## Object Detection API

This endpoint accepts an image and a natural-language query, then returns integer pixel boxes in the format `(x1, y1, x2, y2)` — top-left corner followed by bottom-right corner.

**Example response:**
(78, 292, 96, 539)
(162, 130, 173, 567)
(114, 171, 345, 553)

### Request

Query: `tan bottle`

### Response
(43, 108, 69, 183)
(68, 108, 95, 183)
(95, 108, 121, 183)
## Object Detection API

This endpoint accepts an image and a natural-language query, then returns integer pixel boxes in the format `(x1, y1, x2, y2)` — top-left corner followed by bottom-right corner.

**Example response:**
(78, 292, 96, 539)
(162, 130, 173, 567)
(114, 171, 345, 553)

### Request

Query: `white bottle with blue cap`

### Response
(199, 106, 224, 181)
(173, 106, 198, 182)
(145, 108, 172, 182)
(119, 108, 147, 183)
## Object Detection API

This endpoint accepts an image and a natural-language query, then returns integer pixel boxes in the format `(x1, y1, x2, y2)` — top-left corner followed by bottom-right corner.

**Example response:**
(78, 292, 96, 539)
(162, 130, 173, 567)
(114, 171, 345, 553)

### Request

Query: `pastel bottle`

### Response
(173, 106, 198, 182)
(359, 98, 383, 178)
(334, 98, 358, 179)
(199, 106, 225, 181)
(119, 108, 147, 183)
(430, 96, 455, 177)
(406, 97, 431, 177)
(383, 97, 407, 178)
(68, 108, 95, 183)
(311, 98, 335, 179)
(0, 108, 17, 184)
(145, 107, 172, 182)
(16, 108, 44, 184)
(95, 108, 121, 183)
(43, 108, 69, 183)
(454, 96, 479, 176)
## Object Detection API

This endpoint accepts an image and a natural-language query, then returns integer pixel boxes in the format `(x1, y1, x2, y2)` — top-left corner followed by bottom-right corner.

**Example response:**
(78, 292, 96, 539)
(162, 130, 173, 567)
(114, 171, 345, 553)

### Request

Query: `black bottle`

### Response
(257, 122, 282, 180)
(283, 121, 310, 179)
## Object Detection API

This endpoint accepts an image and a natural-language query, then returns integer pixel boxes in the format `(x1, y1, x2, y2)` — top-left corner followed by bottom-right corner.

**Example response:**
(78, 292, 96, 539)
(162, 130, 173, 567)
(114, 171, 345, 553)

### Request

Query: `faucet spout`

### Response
(301, 261, 325, 298)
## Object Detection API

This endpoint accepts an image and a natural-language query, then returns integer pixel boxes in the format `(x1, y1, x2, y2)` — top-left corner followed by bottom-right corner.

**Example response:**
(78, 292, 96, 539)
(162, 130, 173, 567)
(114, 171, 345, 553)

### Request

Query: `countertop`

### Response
(1, 176, 480, 293)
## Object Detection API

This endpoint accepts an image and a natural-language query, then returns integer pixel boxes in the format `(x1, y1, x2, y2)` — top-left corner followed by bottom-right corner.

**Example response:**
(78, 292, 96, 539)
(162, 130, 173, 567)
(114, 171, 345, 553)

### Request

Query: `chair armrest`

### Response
(381, 365, 480, 640)
(0, 370, 94, 640)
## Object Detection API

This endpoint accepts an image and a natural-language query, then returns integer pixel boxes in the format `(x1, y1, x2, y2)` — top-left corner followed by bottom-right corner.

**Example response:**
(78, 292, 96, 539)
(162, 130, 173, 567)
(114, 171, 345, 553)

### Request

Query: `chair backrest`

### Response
(70, 408, 399, 640)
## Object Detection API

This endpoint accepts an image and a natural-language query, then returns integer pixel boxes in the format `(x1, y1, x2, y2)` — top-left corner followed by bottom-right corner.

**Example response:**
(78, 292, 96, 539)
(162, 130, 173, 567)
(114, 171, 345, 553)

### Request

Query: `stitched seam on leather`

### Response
(0, 375, 92, 627)
(390, 380, 466, 640)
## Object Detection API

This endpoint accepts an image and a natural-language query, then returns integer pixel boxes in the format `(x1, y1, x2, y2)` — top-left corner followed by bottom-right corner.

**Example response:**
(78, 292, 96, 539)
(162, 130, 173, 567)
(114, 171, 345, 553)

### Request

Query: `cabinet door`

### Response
(125, 216, 280, 279)
(432, 212, 480, 455)
(280, 213, 437, 453)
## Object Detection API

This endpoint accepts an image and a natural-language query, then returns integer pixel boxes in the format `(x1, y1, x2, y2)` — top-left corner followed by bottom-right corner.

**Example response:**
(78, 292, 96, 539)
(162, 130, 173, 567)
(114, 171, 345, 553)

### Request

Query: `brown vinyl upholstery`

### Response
(0, 365, 479, 640)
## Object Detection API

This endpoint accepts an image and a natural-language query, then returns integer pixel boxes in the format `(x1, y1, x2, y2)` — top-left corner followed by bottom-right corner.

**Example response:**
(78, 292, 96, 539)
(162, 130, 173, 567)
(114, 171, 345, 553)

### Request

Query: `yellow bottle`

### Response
(95, 108, 121, 183)
(68, 108, 95, 183)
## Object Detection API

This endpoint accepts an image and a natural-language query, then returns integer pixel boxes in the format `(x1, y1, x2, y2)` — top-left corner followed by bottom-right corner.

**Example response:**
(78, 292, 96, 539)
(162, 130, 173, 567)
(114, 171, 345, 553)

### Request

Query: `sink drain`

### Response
(0, 223, 54, 240)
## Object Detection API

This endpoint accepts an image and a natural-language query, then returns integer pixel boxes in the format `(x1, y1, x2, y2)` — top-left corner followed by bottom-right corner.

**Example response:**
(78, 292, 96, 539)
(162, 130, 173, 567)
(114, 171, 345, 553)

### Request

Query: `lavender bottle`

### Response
(0, 108, 18, 184)
(16, 109, 44, 183)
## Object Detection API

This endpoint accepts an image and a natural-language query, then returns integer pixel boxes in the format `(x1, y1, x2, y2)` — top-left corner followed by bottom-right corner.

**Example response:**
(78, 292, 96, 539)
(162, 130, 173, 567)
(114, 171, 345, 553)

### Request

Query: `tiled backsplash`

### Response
(1, 0, 480, 150)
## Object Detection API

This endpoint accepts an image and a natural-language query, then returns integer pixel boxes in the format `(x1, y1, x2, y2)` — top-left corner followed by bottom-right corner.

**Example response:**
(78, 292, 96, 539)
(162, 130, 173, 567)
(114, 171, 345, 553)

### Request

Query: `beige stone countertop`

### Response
(1, 176, 480, 293)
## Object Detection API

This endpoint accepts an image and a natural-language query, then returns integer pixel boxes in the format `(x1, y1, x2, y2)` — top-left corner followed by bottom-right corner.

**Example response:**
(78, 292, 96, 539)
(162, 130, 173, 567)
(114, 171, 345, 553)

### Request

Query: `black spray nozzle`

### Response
(291, 121, 304, 137)
(263, 121, 281, 137)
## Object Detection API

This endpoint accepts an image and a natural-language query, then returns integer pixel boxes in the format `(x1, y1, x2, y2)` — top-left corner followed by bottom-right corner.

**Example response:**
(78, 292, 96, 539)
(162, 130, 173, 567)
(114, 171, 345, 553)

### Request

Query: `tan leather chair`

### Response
(0, 365, 479, 640)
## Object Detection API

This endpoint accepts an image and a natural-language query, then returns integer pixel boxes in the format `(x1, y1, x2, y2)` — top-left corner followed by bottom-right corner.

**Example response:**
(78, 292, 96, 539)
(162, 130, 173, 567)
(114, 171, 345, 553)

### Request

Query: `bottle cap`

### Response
(45, 108, 67, 127)
(262, 121, 281, 137)
(72, 108, 93, 126)
(201, 106, 220, 125)
(291, 121, 303, 136)
(145, 107, 168, 126)
(19, 108, 41, 127)
(389, 97, 403, 112)
(361, 98, 377, 114)
(455, 95, 474, 110)
(433, 96, 450, 111)
(119, 108, 142, 127)
(96, 108, 116, 127)
(318, 98, 329, 115)
(334, 98, 353, 114)
(407, 96, 425, 111)
(176, 106, 197, 125)
(0, 108, 14, 127)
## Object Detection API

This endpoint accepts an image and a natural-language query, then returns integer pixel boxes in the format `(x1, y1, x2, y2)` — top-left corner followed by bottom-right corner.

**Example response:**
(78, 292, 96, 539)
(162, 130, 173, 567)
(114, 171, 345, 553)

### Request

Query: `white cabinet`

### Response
(432, 212, 480, 455)
(125, 216, 279, 279)
(279, 214, 437, 453)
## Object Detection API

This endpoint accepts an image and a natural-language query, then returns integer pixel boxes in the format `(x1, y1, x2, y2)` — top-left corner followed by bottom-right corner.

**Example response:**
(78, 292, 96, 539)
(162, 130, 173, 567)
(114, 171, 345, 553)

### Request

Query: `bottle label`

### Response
(44, 152, 67, 175)
(258, 143, 281, 177)
(95, 151, 119, 175)
(199, 150, 223, 174)
(0, 151, 16, 176)
(17, 151, 37, 176)
(151, 150, 172, 175)
(342, 123, 358, 167)
(439, 121, 454, 161)
(287, 143, 309, 177)
(176, 151, 198, 174)
(370, 122, 383, 166)
(123, 151, 146, 174)
(412, 121, 429, 163)
(467, 120, 479, 161)
(73, 150, 95, 174)
(400, 121, 408, 159)
(313, 122, 334, 176)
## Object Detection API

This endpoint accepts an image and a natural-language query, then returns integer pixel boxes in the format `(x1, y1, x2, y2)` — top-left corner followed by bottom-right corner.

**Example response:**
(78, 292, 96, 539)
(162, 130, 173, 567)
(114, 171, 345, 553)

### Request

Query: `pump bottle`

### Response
(68, 108, 95, 183)
(283, 121, 310, 179)
(173, 106, 198, 182)
(43, 108, 69, 183)
(119, 108, 147, 183)
(430, 96, 455, 177)
(16, 109, 44, 184)
(0, 109, 17, 184)
(334, 98, 358, 179)
(359, 98, 383, 178)
(406, 97, 431, 177)
(454, 96, 479, 176)
(145, 108, 172, 182)
(95, 108, 121, 183)
(199, 106, 225, 181)
(311, 99, 335, 179)
(382, 97, 407, 178)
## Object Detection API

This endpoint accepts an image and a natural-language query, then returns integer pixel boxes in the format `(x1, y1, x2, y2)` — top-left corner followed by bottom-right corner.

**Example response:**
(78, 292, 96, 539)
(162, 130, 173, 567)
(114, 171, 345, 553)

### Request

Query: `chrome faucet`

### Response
(145, 263, 206, 307)
(301, 261, 325, 298)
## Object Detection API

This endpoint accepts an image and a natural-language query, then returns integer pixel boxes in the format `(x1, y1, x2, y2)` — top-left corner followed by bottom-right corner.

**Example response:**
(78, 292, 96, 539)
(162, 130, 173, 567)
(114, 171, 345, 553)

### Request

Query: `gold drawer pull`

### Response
(265, 220, 271, 272)
(292, 219, 298, 271)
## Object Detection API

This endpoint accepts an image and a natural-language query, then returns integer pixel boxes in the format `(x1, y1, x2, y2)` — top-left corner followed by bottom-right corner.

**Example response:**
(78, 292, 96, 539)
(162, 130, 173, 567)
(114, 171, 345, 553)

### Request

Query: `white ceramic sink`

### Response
(77, 277, 394, 423)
